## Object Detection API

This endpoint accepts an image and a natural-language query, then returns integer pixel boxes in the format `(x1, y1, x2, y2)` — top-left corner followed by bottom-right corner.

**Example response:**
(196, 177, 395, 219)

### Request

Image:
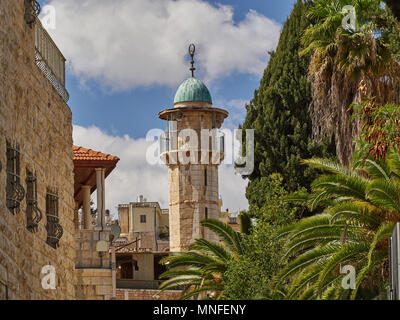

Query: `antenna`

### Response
(189, 44, 196, 77)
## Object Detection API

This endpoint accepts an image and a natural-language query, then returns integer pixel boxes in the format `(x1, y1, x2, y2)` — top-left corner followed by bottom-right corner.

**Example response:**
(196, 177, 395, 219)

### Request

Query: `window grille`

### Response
(45, 189, 63, 249)
(140, 215, 147, 223)
(24, 0, 40, 27)
(6, 142, 25, 214)
(26, 170, 42, 232)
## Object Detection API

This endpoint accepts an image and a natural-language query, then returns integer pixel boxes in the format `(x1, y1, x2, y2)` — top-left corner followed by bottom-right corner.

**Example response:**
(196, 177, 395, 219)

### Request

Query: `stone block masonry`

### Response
(0, 1, 76, 299)
(75, 230, 111, 269)
(74, 230, 113, 300)
(75, 269, 112, 300)
(116, 289, 181, 300)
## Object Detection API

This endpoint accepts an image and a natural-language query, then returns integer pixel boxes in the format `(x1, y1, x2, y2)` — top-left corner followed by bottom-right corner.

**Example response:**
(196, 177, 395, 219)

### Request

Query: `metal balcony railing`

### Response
(34, 20, 69, 102)
(160, 134, 169, 154)
(160, 130, 225, 154)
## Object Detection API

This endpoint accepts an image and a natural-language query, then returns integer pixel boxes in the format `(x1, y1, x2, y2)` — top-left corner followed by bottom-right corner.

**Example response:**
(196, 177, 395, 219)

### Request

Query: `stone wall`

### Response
(0, 1, 75, 299)
(133, 252, 154, 281)
(116, 288, 181, 300)
(76, 269, 112, 300)
(75, 230, 111, 269)
(117, 205, 129, 238)
(168, 163, 220, 251)
(74, 230, 112, 300)
(157, 240, 169, 252)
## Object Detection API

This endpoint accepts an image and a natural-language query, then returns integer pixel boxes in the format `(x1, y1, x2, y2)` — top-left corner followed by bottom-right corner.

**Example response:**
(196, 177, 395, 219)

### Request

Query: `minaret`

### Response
(159, 45, 228, 252)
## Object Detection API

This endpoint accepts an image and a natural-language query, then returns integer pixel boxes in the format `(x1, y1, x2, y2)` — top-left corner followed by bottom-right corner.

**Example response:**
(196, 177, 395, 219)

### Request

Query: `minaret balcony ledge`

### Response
(159, 132, 225, 165)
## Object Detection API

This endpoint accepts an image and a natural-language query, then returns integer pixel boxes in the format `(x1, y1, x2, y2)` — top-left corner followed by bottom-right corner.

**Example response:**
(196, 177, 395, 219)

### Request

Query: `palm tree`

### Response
(384, 0, 400, 21)
(158, 217, 249, 300)
(275, 150, 400, 299)
(302, 0, 400, 166)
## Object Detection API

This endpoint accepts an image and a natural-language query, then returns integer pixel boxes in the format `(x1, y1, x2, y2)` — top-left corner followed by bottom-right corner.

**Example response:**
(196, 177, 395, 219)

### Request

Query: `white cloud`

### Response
(72, 125, 249, 218)
(43, 0, 281, 91)
(215, 99, 249, 130)
(225, 99, 249, 111)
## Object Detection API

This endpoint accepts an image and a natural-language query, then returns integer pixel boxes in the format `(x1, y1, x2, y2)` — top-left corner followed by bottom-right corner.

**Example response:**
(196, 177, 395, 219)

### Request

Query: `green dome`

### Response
(174, 77, 212, 105)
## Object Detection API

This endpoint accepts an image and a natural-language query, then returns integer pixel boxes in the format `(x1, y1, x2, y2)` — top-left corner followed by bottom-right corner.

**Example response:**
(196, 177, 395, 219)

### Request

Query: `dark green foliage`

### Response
(241, 0, 335, 193)
(223, 225, 286, 300)
(238, 211, 252, 235)
(223, 1, 337, 299)
(159, 219, 250, 300)
(275, 154, 400, 299)
(223, 174, 297, 300)
(385, 0, 400, 21)
(246, 173, 297, 224)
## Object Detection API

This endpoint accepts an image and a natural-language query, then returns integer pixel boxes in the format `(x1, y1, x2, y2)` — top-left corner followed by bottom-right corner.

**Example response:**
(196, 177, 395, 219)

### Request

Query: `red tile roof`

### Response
(73, 145, 120, 162)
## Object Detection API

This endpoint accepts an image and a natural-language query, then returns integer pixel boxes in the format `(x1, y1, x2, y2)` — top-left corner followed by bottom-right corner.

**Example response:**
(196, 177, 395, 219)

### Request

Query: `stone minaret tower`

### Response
(159, 45, 228, 252)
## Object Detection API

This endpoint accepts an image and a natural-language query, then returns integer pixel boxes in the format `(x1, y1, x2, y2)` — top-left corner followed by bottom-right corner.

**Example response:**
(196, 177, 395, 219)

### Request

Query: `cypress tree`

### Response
(241, 0, 335, 195)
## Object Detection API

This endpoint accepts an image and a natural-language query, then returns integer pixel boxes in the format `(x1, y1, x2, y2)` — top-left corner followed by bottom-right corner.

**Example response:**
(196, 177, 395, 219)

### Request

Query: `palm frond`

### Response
(367, 179, 400, 212)
(311, 174, 368, 202)
(315, 242, 370, 295)
(350, 250, 388, 300)
(360, 159, 390, 181)
(302, 158, 353, 176)
(179, 282, 224, 300)
(189, 238, 233, 262)
(159, 269, 203, 280)
(388, 149, 400, 178)
(162, 252, 222, 269)
(328, 201, 381, 227)
(201, 219, 244, 255)
(276, 244, 341, 286)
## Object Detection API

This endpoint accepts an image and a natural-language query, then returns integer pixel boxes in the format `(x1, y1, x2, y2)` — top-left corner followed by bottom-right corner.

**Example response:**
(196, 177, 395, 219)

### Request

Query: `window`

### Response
(229, 217, 238, 224)
(45, 189, 63, 249)
(120, 261, 134, 279)
(6, 141, 25, 214)
(140, 215, 146, 223)
(202, 207, 209, 239)
(204, 168, 207, 186)
(212, 112, 216, 129)
(26, 170, 42, 232)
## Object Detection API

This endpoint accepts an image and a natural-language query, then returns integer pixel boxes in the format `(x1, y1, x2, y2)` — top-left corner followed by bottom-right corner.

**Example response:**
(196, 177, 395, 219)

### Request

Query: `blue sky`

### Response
(39, 0, 296, 138)
(37, 0, 297, 214)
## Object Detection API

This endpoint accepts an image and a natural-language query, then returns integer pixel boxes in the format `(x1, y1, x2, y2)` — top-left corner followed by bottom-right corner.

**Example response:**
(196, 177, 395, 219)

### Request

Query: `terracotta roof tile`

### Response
(73, 145, 120, 162)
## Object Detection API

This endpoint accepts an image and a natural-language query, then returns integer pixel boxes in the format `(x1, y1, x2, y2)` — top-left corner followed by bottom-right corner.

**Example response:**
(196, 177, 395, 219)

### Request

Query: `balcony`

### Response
(160, 130, 225, 155)
(34, 20, 69, 102)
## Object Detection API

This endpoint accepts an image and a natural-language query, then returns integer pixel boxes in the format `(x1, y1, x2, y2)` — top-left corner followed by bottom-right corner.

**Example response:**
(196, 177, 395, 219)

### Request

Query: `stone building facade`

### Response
(73, 146, 120, 300)
(113, 198, 171, 296)
(0, 0, 75, 299)
(0, 0, 233, 300)
(117, 198, 169, 250)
